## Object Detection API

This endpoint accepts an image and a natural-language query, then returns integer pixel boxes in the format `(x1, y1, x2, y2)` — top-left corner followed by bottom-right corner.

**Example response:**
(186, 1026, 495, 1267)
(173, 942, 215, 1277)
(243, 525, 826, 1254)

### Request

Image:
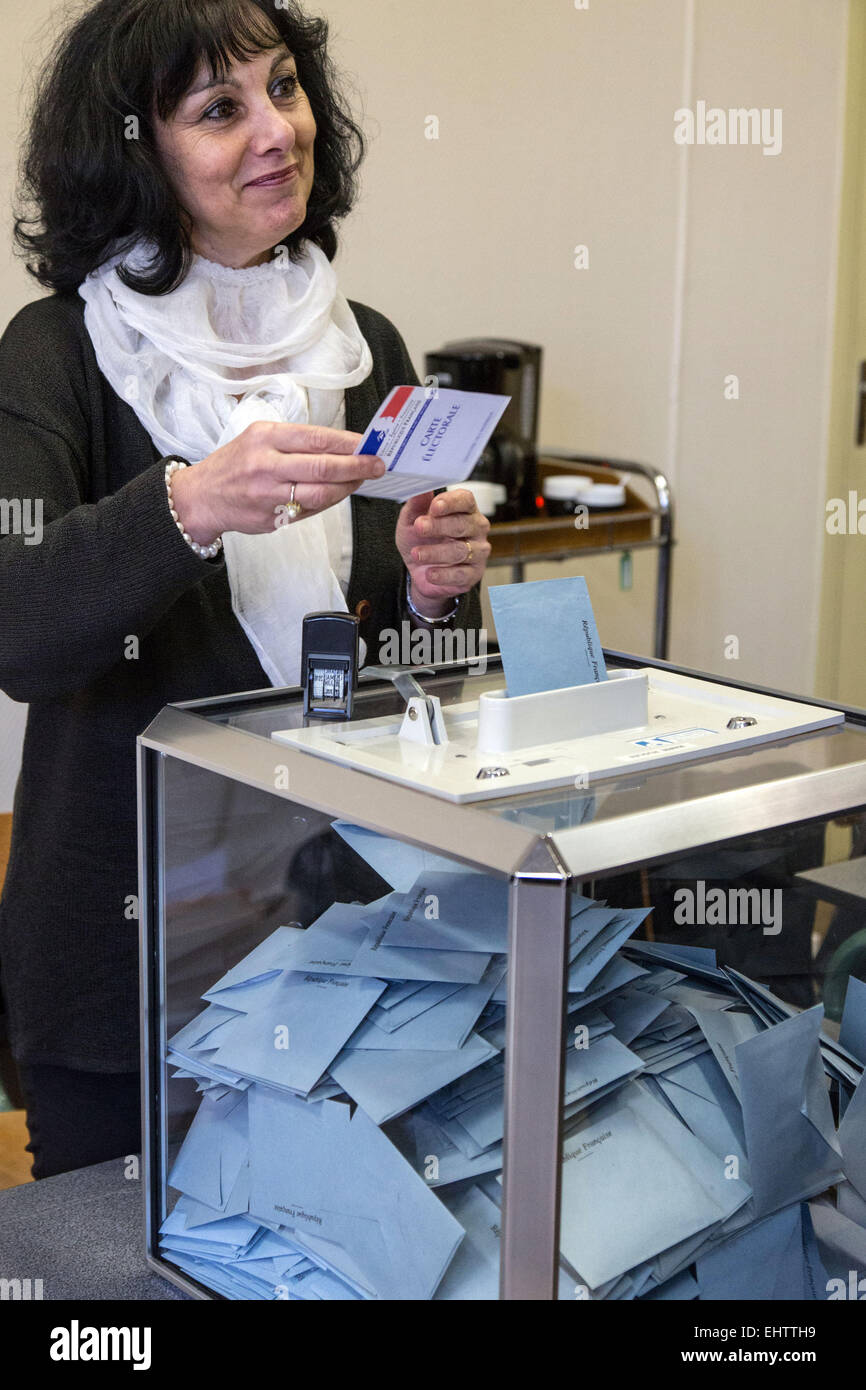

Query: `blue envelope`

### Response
(379, 871, 509, 953)
(803, 1199, 866, 1286)
(837, 1179, 866, 1227)
(168, 1002, 244, 1053)
(696, 1203, 825, 1300)
(488, 576, 607, 697)
(604, 991, 675, 1046)
(568, 909, 650, 993)
(839, 976, 866, 1065)
(558, 1080, 749, 1289)
(686, 1006, 762, 1101)
(641, 1269, 699, 1301)
(346, 962, 504, 1052)
(168, 1089, 248, 1211)
(331, 822, 476, 892)
(568, 954, 649, 1012)
(203, 926, 306, 998)
(448, 1035, 642, 1152)
(371, 981, 461, 1030)
(208, 970, 386, 1095)
(655, 1051, 749, 1180)
(736, 1005, 843, 1218)
(839, 1068, 866, 1200)
(433, 1186, 503, 1300)
(247, 1087, 464, 1300)
(386, 1102, 503, 1187)
(329, 1032, 499, 1124)
(287, 900, 491, 984)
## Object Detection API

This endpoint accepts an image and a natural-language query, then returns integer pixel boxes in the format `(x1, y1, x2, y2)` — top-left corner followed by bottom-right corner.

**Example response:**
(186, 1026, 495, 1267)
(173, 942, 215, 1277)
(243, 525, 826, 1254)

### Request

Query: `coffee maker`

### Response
(423, 339, 542, 520)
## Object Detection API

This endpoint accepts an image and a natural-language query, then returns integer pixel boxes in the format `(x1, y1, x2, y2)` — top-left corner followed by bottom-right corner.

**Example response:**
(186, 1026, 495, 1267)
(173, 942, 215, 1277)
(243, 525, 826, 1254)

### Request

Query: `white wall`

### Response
(328, 0, 847, 691)
(675, 0, 847, 687)
(0, 0, 850, 809)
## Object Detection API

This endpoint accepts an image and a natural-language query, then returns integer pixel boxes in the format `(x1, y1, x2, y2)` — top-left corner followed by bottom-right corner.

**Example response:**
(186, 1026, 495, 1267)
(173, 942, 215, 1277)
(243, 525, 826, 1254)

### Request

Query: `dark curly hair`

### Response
(12, 0, 367, 295)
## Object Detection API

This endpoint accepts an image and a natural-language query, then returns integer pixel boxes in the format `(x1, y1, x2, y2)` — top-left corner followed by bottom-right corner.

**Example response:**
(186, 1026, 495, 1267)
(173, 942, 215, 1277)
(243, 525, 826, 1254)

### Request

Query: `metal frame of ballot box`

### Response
(138, 653, 866, 1301)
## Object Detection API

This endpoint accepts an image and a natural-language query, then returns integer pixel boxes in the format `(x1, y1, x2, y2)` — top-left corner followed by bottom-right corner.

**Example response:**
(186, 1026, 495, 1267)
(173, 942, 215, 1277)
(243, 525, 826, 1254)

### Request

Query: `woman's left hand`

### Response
(396, 489, 491, 618)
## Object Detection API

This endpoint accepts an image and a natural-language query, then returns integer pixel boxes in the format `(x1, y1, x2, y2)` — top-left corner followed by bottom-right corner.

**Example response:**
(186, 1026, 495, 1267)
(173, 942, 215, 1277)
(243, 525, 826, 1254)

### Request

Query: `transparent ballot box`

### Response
(138, 652, 866, 1301)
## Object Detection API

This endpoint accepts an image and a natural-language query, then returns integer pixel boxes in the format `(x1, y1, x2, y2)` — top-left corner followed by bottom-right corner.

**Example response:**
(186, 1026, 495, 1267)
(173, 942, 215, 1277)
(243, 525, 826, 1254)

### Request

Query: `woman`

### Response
(0, 0, 489, 1178)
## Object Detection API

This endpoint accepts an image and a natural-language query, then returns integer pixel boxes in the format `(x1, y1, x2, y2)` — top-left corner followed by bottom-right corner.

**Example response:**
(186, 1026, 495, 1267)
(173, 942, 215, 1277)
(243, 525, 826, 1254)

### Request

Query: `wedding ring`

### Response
(285, 483, 302, 522)
(463, 540, 474, 564)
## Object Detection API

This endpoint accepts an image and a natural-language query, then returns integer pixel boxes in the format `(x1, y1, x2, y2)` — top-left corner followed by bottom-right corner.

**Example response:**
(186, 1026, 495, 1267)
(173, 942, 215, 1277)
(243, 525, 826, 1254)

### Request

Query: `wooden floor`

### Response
(0, 812, 9, 889)
(0, 1109, 32, 1188)
(0, 811, 32, 1189)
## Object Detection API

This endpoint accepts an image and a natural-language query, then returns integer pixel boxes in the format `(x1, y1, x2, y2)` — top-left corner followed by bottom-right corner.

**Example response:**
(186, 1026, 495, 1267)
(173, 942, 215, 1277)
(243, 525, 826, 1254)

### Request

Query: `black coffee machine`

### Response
(423, 339, 542, 520)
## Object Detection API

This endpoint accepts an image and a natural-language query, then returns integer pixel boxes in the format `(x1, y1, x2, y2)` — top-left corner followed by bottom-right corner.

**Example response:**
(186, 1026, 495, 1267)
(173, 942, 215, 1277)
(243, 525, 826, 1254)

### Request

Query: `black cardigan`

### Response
(0, 291, 481, 1070)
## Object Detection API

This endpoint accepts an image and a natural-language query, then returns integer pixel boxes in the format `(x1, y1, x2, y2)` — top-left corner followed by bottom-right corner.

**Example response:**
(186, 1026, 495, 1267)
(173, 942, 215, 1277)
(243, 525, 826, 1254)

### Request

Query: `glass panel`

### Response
(156, 754, 510, 1300)
(513, 727, 866, 839)
(149, 668, 866, 1299)
(202, 663, 504, 740)
(557, 809, 866, 1301)
(193, 658, 866, 862)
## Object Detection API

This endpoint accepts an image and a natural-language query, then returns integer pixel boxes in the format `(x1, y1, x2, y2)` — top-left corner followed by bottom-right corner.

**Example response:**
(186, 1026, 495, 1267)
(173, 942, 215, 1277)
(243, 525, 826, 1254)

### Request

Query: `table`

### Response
(0, 1158, 187, 1300)
(488, 453, 674, 659)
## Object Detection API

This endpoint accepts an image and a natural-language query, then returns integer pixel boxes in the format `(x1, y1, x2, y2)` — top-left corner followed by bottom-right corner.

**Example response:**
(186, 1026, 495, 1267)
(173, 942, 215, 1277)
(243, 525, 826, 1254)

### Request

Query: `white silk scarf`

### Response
(78, 236, 373, 685)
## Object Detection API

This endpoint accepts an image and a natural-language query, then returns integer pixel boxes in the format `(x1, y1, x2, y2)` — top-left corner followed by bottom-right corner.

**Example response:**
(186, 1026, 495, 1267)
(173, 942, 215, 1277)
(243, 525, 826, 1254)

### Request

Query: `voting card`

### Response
(354, 385, 509, 501)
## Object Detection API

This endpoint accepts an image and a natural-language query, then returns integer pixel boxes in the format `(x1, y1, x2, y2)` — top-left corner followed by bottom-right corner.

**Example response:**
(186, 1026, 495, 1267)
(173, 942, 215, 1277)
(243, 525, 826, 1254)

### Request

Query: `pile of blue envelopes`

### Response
(159, 822, 866, 1300)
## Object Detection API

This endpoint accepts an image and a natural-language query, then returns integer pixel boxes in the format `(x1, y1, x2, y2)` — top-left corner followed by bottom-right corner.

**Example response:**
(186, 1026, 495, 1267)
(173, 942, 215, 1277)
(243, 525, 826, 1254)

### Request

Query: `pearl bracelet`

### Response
(164, 458, 223, 560)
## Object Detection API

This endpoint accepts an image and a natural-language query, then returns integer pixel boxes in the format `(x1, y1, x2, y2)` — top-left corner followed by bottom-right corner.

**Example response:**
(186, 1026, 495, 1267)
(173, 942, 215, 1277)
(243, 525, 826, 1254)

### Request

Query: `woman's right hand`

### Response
(168, 420, 386, 546)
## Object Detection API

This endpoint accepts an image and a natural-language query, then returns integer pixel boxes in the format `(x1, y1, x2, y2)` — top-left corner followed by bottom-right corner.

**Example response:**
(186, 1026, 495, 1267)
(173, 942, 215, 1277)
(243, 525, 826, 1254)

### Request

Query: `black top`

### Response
(0, 291, 481, 1070)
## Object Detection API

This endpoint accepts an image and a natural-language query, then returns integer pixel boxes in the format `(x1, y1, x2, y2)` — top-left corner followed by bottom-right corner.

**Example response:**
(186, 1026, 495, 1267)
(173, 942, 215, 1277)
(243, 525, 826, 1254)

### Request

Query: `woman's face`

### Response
(153, 43, 316, 268)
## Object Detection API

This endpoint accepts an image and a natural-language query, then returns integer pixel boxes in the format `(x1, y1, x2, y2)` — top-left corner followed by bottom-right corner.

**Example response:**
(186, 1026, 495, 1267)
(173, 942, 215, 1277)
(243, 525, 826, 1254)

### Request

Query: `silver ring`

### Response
(285, 483, 302, 522)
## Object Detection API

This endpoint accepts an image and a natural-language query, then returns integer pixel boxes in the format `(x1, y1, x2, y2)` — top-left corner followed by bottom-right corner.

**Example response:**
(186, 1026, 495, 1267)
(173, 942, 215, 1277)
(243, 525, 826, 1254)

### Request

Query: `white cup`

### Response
(542, 474, 594, 502)
(575, 481, 626, 508)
